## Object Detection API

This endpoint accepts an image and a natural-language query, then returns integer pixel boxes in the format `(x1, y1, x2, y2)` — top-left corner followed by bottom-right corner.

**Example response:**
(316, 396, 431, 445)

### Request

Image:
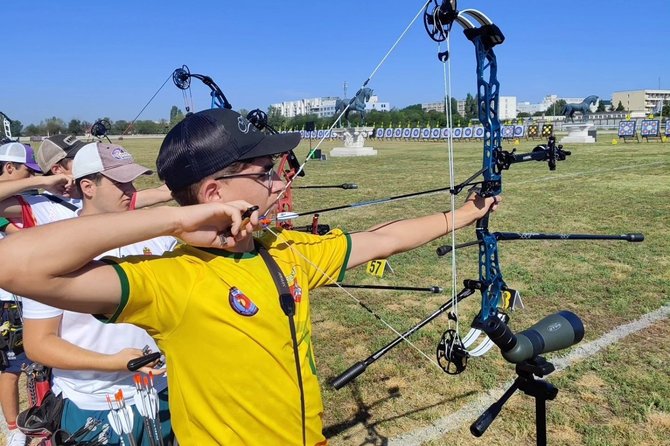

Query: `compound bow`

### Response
(329, 0, 643, 387)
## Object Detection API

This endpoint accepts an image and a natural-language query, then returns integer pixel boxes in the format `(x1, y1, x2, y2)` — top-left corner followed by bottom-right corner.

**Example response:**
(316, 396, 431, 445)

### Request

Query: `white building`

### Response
(611, 90, 670, 114)
(499, 96, 517, 120)
(270, 97, 338, 118)
(422, 97, 515, 119)
(365, 95, 390, 112)
(271, 95, 390, 118)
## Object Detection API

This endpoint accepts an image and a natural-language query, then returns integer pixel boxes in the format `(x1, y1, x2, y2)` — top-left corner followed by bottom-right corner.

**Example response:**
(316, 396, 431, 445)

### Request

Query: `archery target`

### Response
(411, 128, 420, 138)
(376, 128, 384, 138)
(452, 128, 463, 138)
(514, 125, 525, 137)
(463, 127, 473, 138)
(441, 128, 450, 138)
(402, 128, 411, 138)
(431, 128, 441, 139)
(317, 130, 325, 139)
(324, 129, 332, 138)
(421, 128, 431, 139)
(474, 127, 484, 138)
(618, 121, 635, 137)
(299, 130, 305, 138)
(527, 124, 539, 137)
(640, 120, 659, 136)
(384, 128, 394, 138)
(502, 126, 514, 138)
(394, 128, 403, 138)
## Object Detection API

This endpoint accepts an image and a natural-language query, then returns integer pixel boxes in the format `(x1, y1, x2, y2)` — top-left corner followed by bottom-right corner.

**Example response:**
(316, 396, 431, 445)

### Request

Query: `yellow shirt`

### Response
(105, 229, 351, 445)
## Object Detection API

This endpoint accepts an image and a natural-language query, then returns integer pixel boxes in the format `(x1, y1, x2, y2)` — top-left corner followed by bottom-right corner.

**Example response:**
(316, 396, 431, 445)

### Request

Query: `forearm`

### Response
(24, 332, 126, 372)
(363, 212, 449, 257)
(0, 176, 53, 200)
(133, 185, 173, 209)
(348, 201, 490, 268)
(0, 206, 179, 296)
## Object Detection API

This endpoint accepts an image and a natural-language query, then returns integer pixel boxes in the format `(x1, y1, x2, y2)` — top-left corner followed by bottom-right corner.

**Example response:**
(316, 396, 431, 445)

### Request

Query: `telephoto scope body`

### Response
(480, 310, 584, 363)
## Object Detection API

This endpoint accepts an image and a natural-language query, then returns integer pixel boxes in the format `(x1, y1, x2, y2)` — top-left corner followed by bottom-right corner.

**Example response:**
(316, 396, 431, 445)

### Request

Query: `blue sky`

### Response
(3, 1, 668, 125)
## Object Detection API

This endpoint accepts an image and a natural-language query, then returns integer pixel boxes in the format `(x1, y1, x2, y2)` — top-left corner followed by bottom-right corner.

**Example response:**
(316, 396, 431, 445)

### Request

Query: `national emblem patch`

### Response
(228, 287, 259, 316)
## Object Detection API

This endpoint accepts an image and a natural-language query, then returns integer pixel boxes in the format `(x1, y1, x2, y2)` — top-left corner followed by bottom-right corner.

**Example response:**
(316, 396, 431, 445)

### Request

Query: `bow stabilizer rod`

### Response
(331, 281, 477, 389)
(437, 232, 645, 256)
(325, 284, 443, 293)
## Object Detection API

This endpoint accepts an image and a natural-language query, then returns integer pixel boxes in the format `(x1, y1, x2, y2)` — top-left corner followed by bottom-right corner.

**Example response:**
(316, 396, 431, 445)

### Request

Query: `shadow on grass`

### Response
(324, 379, 476, 445)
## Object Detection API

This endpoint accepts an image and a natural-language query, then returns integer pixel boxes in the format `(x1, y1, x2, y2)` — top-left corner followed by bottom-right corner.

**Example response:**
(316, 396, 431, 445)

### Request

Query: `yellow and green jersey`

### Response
(104, 229, 351, 445)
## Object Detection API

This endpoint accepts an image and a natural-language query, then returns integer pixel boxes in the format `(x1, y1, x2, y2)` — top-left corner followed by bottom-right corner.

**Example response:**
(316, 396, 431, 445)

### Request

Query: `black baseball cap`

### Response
(157, 108, 300, 191)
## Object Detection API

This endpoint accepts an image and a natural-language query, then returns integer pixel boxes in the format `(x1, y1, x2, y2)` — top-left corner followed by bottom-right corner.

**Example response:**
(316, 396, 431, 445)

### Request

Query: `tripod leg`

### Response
(470, 381, 519, 437)
(536, 396, 547, 446)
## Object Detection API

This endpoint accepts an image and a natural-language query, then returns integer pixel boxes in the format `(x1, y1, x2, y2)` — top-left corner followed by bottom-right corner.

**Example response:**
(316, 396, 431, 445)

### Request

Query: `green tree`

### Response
(615, 101, 625, 112)
(596, 101, 606, 112)
(44, 117, 65, 136)
(68, 119, 83, 135)
(464, 93, 477, 121)
(112, 120, 130, 135)
(169, 106, 185, 127)
(133, 120, 162, 134)
(550, 100, 567, 116)
(24, 124, 43, 136)
(8, 119, 23, 138)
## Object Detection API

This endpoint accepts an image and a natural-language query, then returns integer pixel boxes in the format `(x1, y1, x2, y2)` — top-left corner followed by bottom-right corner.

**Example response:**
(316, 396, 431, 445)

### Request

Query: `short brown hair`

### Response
(75, 172, 104, 196)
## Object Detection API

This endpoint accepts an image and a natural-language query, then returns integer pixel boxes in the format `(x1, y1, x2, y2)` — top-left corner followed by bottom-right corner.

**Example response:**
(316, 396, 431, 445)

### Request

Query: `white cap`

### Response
(0, 142, 28, 163)
(73, 142, 151, 182)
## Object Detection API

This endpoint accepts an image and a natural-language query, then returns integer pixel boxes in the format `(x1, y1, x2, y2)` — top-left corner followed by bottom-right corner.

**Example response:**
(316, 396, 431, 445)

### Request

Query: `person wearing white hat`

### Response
(20, 142, 175, 445)
(0, 143, 42, 446)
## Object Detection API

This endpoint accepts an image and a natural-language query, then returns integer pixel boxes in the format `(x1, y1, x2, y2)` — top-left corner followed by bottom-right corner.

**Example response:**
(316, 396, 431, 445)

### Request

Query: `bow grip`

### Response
(127, 352, 162, 371)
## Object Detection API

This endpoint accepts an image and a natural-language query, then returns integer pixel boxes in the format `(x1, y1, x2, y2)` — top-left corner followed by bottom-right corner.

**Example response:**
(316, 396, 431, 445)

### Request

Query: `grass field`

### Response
(5, 134, 669, 445)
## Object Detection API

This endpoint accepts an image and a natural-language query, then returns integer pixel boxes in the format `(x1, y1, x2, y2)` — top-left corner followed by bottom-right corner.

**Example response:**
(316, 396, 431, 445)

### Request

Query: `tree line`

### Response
(266, 96, 478, 131)
(1, 106, 186, 139)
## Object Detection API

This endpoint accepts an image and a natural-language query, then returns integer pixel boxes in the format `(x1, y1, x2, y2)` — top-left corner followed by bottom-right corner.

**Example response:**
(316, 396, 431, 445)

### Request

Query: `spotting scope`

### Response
(482, 310, 584, 363)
